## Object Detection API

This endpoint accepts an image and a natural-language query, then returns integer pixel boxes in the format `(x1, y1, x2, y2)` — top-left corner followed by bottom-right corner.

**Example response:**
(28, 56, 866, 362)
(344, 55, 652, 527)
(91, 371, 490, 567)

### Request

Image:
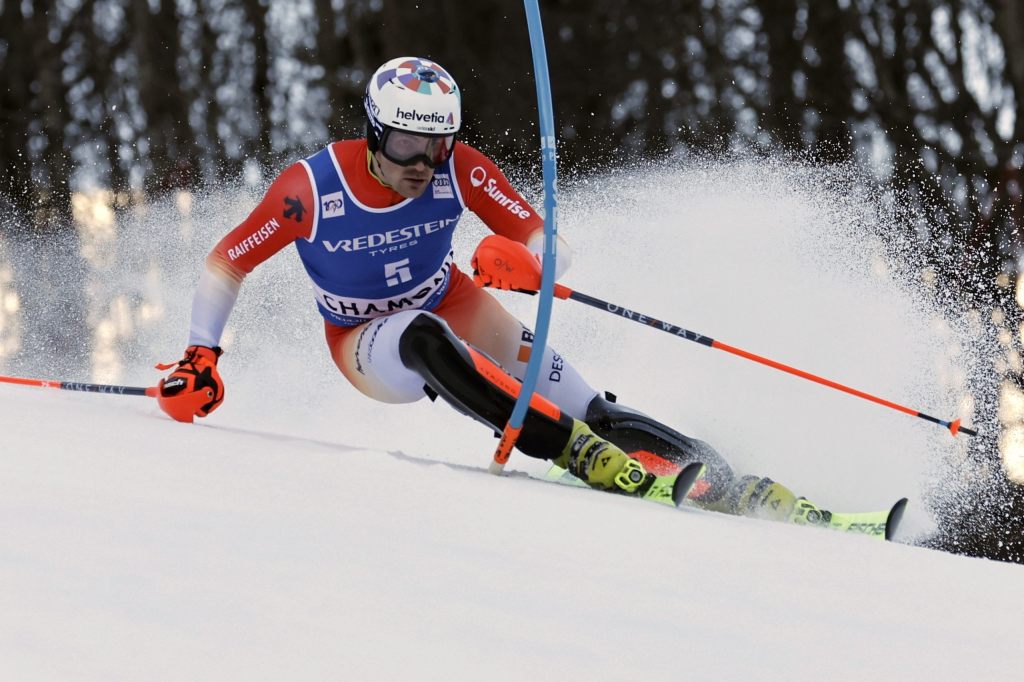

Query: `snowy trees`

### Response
(2, 2, 1020, 236)
(3, 2, 1021, 283)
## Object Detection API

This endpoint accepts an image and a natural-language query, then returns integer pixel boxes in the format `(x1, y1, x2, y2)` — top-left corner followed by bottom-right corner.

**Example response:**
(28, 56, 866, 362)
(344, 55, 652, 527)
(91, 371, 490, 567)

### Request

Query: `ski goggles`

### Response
(379, 128, 455, 168)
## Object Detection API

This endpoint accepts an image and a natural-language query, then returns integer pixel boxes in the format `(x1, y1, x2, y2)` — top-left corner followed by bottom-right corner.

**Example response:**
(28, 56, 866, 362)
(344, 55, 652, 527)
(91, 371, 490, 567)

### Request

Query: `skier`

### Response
(157, 56, 828, 524)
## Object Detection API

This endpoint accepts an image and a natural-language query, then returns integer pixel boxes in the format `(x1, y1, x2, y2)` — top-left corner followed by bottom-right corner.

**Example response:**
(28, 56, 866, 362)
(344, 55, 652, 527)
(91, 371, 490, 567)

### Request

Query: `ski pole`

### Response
(538, 284, 978, 437)
(0, 374, 158, 397)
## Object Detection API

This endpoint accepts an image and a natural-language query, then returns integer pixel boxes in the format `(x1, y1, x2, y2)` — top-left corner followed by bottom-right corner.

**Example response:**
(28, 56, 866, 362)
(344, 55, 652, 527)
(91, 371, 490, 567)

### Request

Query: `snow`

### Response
(2, 159, 1020, 679)
(3, 384, 1022, 680)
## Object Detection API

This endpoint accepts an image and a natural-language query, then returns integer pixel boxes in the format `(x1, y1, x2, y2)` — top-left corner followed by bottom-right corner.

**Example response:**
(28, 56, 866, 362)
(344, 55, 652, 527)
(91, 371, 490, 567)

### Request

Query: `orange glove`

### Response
(155, 345, 224, 423)
(471, 234, 542, 292)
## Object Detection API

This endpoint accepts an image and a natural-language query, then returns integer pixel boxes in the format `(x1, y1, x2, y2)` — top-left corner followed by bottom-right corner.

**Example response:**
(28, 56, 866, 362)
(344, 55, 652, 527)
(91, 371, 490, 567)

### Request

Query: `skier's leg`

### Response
(427, 272, 803, 515)
(389, 271, 821, 521)
(434, 269, 599, 419)
(582, 393, 823, 523)
(325, 311, 650, 494)
(582, 392, 734, 504)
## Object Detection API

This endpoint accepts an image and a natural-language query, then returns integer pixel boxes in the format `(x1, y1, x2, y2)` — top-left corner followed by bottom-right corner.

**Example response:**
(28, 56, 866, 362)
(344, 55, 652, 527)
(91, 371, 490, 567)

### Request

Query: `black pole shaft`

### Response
(58, 381, 152, 396)
(568, 291, 716, 346)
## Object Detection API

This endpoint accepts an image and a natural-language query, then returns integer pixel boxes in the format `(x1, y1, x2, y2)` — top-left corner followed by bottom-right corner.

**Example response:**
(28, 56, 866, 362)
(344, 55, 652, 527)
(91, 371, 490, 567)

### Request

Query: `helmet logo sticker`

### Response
(395, 108, 448, 124)
(379, 59, 455, 95)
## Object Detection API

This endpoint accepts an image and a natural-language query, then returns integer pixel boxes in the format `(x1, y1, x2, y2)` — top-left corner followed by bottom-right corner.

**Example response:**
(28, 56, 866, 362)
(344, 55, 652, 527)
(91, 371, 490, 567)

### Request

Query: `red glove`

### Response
(155, 345, 224, 423)
(471, 234, 542, 292)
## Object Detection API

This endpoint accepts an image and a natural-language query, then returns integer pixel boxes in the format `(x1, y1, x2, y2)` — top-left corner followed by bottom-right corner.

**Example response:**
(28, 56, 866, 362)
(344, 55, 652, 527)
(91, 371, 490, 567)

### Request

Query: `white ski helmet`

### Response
(364, 57, 461, 164)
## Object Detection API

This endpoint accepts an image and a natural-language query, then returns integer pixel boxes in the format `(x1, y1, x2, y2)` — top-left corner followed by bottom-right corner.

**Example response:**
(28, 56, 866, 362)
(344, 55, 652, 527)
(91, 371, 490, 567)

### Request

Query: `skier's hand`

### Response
(471, 234, 542, 292)
(155, 345, 224, 423)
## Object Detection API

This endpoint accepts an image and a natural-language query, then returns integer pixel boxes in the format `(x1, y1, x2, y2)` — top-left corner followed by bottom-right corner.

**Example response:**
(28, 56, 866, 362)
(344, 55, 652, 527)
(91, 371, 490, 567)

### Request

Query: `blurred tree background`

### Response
(1, 0, 1022, 561)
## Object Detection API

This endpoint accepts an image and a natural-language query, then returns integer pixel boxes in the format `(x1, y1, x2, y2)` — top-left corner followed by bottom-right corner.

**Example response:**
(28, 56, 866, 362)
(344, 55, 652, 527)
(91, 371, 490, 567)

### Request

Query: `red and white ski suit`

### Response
(187, 140, 598, 418)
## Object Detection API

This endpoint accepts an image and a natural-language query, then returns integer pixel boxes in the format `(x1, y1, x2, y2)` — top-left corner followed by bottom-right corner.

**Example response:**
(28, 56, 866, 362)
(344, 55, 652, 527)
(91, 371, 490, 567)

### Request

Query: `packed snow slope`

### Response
(2, 159, 1017, 679)
(3, 383, 1022, 680)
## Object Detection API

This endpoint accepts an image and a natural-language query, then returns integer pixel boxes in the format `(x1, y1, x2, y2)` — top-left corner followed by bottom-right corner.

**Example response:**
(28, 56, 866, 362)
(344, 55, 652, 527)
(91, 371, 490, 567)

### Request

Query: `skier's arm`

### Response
(188, 163, 314, 347)
(158, 164, 314, 423)
(454, 144, 572, 280)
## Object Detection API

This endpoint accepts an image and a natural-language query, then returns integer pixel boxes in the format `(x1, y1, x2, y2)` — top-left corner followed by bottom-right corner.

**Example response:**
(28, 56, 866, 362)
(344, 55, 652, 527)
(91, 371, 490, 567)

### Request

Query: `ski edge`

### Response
(884, 497, 909, 542)
(671, 462, 705, 507)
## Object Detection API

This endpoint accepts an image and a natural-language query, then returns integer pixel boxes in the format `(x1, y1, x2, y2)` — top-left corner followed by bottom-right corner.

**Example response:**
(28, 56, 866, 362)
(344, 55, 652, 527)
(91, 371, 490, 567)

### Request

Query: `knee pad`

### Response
(398, 312, 572, 458)
(584, 393, 735, 501)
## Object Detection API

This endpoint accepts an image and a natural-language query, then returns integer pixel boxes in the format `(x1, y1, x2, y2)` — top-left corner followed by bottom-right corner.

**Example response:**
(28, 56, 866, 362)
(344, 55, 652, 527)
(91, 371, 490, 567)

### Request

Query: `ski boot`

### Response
(707, 474, 829, 525)
(555, 419, 653, 495)
(555, 419, 649, 492)
(716, 474, 904, 538)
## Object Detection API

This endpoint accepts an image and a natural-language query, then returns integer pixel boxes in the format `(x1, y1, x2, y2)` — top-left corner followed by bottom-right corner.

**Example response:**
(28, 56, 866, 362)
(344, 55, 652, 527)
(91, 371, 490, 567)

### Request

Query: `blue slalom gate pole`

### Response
(489, 0, 559, 473)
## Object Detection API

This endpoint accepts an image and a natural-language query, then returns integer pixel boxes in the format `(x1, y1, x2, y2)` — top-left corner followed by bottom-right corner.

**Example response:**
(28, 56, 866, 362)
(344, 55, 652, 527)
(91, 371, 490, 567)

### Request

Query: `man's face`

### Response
(374, 151, 435, 199)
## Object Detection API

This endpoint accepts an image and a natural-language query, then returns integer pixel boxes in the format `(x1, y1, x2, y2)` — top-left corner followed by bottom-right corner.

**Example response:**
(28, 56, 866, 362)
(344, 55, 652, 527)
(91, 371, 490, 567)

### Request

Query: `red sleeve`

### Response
(453, 143, 543, 243)
(210, 162, 315, 278)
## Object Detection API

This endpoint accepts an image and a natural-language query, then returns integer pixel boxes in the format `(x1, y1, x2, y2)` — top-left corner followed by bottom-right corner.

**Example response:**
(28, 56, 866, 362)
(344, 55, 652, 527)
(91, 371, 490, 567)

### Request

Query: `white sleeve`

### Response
(526, 230, 573, 280)
(186, 266, 242, 348)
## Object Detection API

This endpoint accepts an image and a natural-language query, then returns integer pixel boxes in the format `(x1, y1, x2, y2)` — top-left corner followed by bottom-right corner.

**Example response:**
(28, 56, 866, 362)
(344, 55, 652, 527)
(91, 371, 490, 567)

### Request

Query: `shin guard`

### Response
(398, 313, 574, 459)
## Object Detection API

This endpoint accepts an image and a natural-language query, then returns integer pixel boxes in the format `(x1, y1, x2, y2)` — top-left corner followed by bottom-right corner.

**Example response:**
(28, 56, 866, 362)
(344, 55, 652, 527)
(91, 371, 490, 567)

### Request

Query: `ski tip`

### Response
(885, 497, 909, 542)
(671, 462, 704, 507)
